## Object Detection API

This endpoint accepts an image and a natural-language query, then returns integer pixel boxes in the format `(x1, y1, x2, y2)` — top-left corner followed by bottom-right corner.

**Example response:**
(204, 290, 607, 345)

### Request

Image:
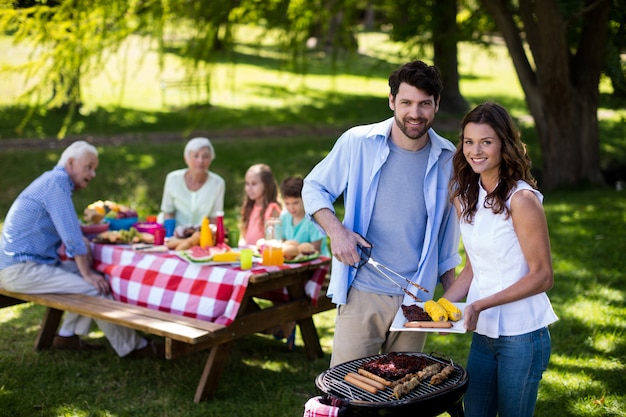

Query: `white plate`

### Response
(390, 302, 467, 333)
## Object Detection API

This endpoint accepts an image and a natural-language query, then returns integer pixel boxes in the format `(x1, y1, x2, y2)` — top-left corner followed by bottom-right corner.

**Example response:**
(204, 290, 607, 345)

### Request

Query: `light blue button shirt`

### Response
(0, 166, 87, 268)
(302, 117, 461, 305)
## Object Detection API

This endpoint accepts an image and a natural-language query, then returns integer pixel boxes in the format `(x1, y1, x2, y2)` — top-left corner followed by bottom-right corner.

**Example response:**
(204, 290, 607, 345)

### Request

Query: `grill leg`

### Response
(447, 400, 464, 417)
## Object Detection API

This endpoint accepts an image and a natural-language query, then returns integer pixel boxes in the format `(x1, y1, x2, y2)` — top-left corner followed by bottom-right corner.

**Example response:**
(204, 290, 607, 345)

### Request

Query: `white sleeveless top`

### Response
(461, 180, 558, 338)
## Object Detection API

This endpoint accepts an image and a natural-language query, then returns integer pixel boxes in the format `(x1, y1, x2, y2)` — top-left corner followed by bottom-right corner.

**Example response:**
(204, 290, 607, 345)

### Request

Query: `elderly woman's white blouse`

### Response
(461, 180, 558, 338)
(160, 169, 225, 226)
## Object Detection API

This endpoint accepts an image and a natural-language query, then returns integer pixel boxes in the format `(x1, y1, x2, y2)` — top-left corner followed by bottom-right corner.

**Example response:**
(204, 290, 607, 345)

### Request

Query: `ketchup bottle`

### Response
(215, 211, 225, 245)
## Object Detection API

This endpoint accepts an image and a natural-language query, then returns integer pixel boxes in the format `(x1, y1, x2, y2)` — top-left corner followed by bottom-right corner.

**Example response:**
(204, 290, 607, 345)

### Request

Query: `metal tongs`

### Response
(351, 235, 428, 303)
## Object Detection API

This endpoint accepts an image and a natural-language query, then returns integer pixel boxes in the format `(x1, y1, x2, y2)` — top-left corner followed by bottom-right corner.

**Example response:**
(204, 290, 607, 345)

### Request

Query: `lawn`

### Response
(0, 28, 625, 417)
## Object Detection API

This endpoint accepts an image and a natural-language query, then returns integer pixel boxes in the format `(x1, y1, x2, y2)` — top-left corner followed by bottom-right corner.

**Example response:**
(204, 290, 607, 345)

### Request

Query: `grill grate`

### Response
(316, 352, 467, 406)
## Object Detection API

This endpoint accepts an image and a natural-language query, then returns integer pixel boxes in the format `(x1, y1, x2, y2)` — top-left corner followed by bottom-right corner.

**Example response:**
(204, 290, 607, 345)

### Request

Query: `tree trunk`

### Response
(432, 0, 468, 114)
(480, 0, 611, 189)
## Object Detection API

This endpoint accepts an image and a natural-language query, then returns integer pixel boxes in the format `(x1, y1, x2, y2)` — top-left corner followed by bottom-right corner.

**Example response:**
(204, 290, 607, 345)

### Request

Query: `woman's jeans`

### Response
(463, 327, 551, 417)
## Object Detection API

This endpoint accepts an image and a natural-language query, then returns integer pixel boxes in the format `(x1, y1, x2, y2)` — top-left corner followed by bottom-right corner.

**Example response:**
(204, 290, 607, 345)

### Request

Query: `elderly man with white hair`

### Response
(160, 137, 225, 226)
(0, 141, 162, 358)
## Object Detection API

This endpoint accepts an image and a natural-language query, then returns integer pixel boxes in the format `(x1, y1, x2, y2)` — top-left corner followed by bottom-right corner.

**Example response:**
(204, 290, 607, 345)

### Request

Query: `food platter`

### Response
(175, 251, 233, 265)
(390, 302, 467, 333)
(175, 249, 245, 266)
(284, 251, 320, 263)
(91, 230, 153, 245)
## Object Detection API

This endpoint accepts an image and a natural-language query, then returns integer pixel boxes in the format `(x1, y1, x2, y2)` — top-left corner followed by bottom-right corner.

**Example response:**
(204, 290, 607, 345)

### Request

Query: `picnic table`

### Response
(91, 243, 334, 402)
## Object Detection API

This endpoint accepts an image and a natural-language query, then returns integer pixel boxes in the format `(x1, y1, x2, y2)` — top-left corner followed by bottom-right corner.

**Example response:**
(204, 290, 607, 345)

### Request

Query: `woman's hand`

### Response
(463, 302, 481, 331)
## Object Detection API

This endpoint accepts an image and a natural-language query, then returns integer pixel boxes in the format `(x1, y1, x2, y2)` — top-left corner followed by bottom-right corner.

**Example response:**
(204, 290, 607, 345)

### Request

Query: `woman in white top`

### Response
(444, 102, 558, 417)
(160, 137, 225, 226)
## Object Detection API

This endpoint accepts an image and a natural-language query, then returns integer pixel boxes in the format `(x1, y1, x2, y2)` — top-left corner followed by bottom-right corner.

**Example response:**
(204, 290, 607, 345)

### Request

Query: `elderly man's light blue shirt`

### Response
(0, 166, 87, 269)
(302, 117, 461, 305)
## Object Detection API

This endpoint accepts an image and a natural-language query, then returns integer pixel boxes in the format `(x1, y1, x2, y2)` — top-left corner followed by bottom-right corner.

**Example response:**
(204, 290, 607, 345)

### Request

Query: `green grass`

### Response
(0, 28, 625, 417)
(0, 184, 624, 417)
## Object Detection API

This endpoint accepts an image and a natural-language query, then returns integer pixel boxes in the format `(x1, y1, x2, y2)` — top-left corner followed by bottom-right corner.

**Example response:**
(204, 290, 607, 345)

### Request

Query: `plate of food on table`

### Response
(91, 228, 154, 245)
(390, 298, 467, 333)
(167, 229, 239, 265)
(175, 244, 240, 265)
(281, 240, 320, 263)
(252, 239, 320, 263)
(82, 200, 152, 244)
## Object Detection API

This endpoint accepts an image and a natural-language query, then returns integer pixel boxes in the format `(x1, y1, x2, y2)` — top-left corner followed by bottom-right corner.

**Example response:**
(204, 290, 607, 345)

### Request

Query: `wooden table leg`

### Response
(0, 294, 25, 308)
(297, 316, 324, 360)
(194, 341, 234, 403)
(35, 307, 63, 350)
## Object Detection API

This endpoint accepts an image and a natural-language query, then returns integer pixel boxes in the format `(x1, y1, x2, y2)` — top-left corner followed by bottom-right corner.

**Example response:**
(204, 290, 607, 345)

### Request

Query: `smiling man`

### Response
(302, 60, 461, 366)
(0, 141, 162, 358)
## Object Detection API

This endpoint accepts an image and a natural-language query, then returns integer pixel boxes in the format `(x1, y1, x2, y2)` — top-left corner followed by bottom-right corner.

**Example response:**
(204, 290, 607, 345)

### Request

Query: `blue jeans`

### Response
(463, 327, 551, 417)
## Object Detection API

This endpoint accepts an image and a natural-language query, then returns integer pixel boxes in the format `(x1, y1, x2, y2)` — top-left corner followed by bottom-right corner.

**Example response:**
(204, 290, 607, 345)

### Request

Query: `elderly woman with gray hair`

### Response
(160, 137, 226, 226)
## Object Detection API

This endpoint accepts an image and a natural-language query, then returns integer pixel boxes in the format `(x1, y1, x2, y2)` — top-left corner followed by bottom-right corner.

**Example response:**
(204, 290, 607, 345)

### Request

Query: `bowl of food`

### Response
(133, 222, 162, 235)
(105, 217, 139, 231)
(81, 222, 110, 238)
(86, 200, 139, 231)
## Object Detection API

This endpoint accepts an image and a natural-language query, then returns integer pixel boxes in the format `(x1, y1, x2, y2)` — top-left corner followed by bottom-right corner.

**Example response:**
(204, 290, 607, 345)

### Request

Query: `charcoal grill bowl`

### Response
(315, 352, 468, 417)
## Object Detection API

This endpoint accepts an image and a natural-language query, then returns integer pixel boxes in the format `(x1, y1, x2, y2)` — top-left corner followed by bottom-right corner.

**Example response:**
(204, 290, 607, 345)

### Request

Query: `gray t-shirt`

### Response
(352, 138, 430, 296)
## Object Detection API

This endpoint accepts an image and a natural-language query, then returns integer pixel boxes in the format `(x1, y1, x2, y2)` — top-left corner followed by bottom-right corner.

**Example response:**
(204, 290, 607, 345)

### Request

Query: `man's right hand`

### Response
(330, 228, 371, 266)
(312, 208, 370, 266)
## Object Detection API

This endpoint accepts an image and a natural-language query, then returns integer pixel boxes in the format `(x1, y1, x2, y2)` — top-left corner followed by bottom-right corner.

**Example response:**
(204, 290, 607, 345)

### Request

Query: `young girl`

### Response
(239, 163, 281, 247)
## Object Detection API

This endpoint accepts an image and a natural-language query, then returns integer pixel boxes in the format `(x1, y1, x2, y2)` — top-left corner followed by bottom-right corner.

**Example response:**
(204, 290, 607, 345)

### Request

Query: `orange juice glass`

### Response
(262, 244, 284, 266)
(270, 245, 283, 266)
(262, 246, 271, 265)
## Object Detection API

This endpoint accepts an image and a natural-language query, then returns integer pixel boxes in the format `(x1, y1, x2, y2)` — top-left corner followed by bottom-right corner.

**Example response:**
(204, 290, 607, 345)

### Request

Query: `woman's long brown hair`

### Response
(450, 102, 537, 224)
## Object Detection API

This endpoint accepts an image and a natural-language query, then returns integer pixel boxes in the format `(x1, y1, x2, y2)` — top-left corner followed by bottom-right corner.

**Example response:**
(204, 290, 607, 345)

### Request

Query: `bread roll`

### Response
(188, 231, 201, 246)
(282, 244, 300, 260)
(176, 240, 194, 251)
(298, 242, 316, 255)
(166, 236, 182, 250)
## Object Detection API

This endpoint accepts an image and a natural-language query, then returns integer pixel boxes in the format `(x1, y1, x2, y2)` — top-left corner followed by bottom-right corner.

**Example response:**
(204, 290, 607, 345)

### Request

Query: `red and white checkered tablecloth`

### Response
(91, 244, 329, 326)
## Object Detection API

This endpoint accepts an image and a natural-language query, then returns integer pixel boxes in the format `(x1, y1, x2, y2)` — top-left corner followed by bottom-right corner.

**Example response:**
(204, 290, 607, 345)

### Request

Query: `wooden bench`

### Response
(0, 263, 335, 403)
(0, 287, 223, 355)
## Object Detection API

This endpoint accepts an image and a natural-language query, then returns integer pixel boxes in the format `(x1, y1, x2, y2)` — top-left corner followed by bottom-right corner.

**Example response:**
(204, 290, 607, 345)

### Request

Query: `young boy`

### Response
(280, 176, 329, 257)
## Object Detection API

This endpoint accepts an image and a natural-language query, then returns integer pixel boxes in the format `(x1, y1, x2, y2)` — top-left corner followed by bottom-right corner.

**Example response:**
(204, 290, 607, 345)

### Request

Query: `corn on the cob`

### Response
(423, 300, 448, 322)
(437, 297, 462, 321)
(212, 252, 240, 262)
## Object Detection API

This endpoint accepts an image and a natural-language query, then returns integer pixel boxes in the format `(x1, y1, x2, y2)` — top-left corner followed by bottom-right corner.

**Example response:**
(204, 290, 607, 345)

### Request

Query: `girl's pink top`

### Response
(242, 202, 281, 245)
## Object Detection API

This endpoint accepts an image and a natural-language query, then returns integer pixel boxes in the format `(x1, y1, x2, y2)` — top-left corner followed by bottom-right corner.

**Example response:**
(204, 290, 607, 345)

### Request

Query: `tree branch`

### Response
(564, 0, 611, 26)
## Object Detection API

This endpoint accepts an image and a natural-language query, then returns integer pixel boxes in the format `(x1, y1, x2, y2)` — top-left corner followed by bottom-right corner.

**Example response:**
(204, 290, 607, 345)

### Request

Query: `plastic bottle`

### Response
(200, 216, 213, 248)
(215, 211, 225, 245)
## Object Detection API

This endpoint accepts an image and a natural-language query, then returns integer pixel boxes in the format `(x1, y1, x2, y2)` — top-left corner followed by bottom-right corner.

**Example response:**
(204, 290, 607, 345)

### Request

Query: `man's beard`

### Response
(395, 114, 431, 140)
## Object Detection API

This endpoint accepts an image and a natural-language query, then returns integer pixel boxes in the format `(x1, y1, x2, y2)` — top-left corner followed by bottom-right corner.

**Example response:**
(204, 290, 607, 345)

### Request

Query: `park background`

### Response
(0, 1, 624, 416)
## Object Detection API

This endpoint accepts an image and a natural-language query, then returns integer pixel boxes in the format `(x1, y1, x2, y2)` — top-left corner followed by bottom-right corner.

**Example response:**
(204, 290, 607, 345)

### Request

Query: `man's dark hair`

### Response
(388, 60, 443, 102)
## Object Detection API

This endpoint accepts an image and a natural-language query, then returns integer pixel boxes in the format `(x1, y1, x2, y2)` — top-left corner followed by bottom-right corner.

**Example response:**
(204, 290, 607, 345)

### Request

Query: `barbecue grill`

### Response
(315, 352, 468, 417)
